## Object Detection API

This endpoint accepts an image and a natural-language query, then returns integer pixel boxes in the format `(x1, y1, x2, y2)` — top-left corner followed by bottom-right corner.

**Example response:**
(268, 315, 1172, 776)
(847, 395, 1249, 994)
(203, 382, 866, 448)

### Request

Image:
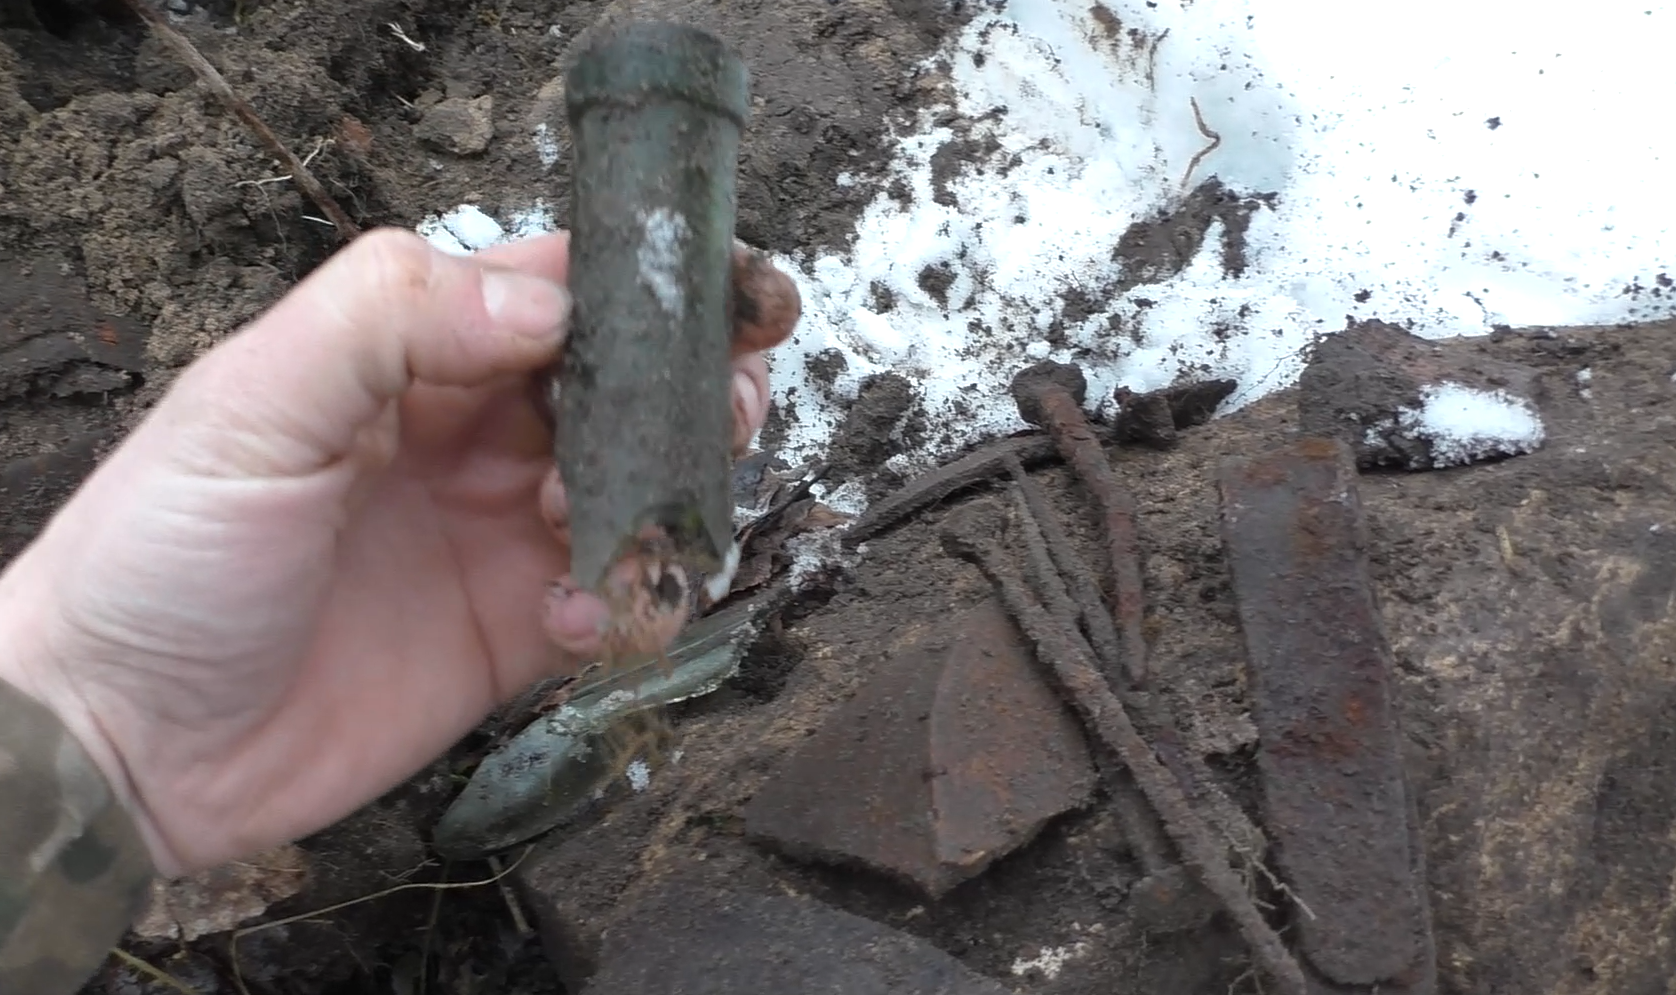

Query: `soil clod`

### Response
(415, 94, 495, 156)
(1112, 377, 1237, 449)
(1297, 318, 1544, 470)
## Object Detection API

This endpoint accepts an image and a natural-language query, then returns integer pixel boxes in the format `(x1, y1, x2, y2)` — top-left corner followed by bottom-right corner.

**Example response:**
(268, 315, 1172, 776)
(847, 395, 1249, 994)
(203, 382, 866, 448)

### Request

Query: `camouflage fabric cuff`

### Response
(0, 676, 155, 994)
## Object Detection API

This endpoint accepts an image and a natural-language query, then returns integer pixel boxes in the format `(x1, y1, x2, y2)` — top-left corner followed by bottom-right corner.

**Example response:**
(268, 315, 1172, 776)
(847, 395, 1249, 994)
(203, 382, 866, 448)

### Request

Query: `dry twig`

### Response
(119, 0, 361, 239)
(1181, 96, 1223, 191)
(109, 947, 203, 995)
(228, 847, 533, 995)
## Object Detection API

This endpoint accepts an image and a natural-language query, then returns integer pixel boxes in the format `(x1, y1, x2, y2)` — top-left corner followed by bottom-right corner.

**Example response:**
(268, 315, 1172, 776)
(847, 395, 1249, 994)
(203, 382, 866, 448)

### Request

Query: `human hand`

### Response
(0, 228, 800, 877)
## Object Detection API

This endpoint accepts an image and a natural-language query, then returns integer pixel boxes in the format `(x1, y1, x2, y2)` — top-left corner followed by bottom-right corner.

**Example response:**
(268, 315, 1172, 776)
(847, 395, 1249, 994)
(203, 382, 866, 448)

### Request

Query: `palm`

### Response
(207, 374, 571, 854)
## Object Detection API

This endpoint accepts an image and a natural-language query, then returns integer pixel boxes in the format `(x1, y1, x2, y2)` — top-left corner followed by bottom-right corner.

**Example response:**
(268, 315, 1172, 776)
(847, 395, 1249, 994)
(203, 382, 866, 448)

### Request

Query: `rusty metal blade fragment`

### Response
(1216, 438, 1436, 992)
(741, 598, 1095, 898)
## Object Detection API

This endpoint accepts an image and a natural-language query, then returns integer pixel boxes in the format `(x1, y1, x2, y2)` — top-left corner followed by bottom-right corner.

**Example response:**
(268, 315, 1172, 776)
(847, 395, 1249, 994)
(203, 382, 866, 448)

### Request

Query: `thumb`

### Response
(164, 228, 571, 478)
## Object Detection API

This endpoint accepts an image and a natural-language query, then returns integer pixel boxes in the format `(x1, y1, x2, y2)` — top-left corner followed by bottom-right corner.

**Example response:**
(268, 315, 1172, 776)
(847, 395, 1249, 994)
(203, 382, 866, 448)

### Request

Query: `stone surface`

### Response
(0, 259, 148, 401)
(590, 874, 1013, 995)
(742, 597, 1095, 897)
(1296, 318, 1543, 469)
(1217, 438, 1435, 992)
(415, 94, 495, 156)
(133, 843, 311, 942)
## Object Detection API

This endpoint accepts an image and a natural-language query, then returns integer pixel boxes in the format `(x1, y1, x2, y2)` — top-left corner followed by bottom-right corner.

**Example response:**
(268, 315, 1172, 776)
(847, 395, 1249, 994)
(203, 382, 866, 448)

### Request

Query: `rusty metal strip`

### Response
(1217, 438, 1435, 993)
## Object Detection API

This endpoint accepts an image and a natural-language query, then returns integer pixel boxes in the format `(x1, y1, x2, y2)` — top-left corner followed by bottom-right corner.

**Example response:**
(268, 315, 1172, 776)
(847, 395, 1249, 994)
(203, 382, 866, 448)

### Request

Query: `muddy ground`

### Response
(4, 0, 1676, 994)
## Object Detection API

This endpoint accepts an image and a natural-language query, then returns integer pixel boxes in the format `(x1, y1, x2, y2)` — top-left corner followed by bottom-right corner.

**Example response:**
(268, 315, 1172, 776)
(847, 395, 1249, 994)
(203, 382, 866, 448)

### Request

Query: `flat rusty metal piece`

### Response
(742, 598, 1095, 898)
(1217, 438, 1435, 991)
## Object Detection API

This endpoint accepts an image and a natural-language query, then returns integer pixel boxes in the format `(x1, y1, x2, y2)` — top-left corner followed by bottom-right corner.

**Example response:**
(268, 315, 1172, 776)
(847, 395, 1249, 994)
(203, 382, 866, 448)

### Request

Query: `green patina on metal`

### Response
(558, 20, 750, 591)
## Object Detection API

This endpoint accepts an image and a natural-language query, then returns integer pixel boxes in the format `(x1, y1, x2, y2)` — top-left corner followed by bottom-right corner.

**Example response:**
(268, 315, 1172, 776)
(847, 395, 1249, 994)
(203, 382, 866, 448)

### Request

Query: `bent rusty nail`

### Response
(1009, 361, 1148, 686)
(1006, 482, 1171, 875)
(1004, 455, 1125, 684)
(940, 516, 1307, 995)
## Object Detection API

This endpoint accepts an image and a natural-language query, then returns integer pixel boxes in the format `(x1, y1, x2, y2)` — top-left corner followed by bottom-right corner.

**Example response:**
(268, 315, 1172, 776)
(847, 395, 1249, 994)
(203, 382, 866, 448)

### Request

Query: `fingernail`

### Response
(481, 268, 571, 341)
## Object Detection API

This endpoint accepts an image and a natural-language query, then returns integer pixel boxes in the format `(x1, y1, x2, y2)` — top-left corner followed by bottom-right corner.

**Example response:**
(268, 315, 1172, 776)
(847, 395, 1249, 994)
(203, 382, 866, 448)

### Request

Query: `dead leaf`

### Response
(133, 843, 311, 941)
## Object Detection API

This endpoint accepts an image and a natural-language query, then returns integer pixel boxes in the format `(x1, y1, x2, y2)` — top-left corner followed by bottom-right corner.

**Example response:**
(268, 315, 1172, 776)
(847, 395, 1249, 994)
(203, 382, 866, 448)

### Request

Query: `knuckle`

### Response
(344, 228, 437, 303)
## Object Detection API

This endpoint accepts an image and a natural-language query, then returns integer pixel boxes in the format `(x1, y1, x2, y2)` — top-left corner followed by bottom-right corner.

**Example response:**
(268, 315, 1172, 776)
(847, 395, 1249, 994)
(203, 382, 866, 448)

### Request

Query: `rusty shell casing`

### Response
(559, 22, 749, 592)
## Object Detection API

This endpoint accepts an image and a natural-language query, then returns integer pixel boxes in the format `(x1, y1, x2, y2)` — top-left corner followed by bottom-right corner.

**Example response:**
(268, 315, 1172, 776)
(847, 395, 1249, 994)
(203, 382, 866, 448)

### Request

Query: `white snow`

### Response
(1010, 942, 1091, 980)
(417, 203, 557, 255)
(418, 0, 1676, 503)
(1396, 382, 1547, 468)
(625, 758, 651, 792)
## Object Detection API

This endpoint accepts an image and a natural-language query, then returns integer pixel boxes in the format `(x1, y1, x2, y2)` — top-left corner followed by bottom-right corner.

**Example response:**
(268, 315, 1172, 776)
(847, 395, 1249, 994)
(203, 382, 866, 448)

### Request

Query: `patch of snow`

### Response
(784, 527, 860, 591)
(817, 479, 869, 518)
(417, 0, 1675, 503)
(1398, 382, 1546, 467)
(1576, 366, 1593, 399)
(625, 758, 651, 792)
(1010, 942, 1090, 980)
(417, 205, 508, 255)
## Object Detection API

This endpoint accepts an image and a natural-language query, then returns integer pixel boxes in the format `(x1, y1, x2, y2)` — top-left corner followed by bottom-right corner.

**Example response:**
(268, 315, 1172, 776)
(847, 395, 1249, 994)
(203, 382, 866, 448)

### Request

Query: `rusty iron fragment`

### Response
(434, 585, 790, 859)
(742, 598, 1096, 898)
(1112, 377, 1237, 449)
(1217, 438, 1436, 993)
(841, 434, 1057, 547)
(940, 509, 1308, 995)
(1010, 361, 1148, 686)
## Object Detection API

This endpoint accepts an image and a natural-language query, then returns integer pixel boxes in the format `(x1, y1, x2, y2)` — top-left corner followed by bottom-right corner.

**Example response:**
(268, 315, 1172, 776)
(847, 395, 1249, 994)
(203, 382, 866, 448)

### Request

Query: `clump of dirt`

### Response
(1112, 178, 1273, 294)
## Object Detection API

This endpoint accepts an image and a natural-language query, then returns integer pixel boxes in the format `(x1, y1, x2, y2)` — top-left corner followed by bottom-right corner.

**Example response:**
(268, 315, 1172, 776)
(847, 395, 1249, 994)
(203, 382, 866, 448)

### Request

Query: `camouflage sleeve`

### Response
(0, 677, 155, 994)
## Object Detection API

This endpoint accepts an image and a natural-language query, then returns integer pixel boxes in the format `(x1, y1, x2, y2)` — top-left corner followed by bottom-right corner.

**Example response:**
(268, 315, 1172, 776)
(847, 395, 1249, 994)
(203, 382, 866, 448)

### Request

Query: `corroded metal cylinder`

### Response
(559, 21, 749, 592)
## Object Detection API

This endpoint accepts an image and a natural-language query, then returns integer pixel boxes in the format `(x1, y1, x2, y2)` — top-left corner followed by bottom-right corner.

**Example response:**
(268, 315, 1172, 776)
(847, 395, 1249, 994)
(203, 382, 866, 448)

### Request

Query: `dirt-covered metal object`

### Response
(558, 21, 749, 606)
(1217, 438, 1437, 993)
(433, 586, 790, 859)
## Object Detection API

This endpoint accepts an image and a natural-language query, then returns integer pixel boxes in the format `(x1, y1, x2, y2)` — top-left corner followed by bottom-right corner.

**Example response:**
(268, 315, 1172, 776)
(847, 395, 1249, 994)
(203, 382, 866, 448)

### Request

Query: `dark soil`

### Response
(5, 2, 1676, 995)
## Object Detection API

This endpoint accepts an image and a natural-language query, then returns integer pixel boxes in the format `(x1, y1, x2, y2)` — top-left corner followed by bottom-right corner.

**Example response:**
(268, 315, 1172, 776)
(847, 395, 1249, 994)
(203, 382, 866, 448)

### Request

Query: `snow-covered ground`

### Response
(420, 0, 1676, 507)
